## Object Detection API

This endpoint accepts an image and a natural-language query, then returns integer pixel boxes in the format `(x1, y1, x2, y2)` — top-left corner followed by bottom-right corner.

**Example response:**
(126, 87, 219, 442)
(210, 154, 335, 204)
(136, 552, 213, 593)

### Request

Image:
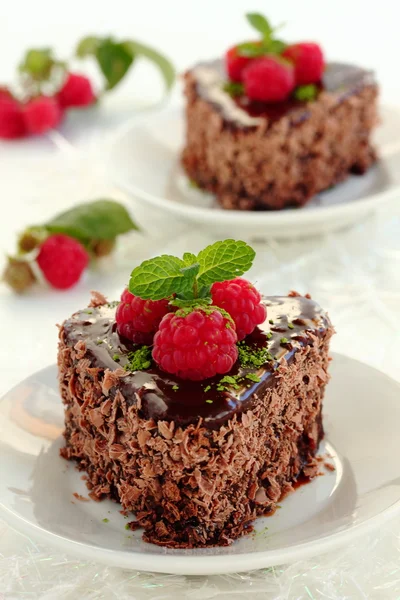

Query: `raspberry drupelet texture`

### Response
(211, 277, 266, 341)
(116, 289, 171, 345)
(282, 42, 324, 85)
(153, 308, 238, 381)
(225, 44, 256, 82)
(57, 73, 96, 109)
(36, 234, 89, 289)
(243, 56, 295, 102)
(0, 93, 26, 139)
(23, 96, 63, 134)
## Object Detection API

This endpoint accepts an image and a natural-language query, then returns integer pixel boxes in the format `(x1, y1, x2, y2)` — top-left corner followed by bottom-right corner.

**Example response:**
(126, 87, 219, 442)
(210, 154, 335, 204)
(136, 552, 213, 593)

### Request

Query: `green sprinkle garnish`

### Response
(223, 81, 245, 97)
(95, 339, 103, 345)
(246, 373, 261, 383)
(107, 300, 120, 309)
(269, 319, 274, 325)
(205, 399, 213, 404)
(188, 178, 199, 189)
(125, 523, 130, 530)
(280, 337, 289, 345)
(172, 385, 179, 391)
(204, 385, 211, 392)
(125, 346, 152, 372)
(294, 84, 318, 101)
(85, 310, 93, 314)
(238, 342, 273, 368)
(102, 518, 109, 523)
(112, 353, 120, 362)
(266, 332, 273, 339)
(288, 323, 294, 329)
(219, 375, 240, 390)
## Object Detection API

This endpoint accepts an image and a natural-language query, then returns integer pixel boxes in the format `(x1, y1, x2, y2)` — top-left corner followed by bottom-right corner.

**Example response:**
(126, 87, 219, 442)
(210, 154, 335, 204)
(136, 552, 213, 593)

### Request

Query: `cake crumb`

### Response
(73, 492, 89, 502)
(126, 521, 142, 531)
(324, 462, 336, 472)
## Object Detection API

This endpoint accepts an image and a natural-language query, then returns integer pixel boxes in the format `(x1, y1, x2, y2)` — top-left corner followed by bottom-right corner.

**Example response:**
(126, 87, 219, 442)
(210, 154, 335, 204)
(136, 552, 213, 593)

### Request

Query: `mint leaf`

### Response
(76, 36, 101, 58)
(129, 256, 195, 300)
(122, 40, 175, 90)
(196, 240, 255, 287)
(236, 42, 266, 58)
(294, 84, 318, 101)
(96, 39, 135, 90)
(223, 81, 244, 97)
(269, 39, 287, 54)
(182, 252, 197, 266)
(45, 200, 138, 242)
(246, 13, 273, 38)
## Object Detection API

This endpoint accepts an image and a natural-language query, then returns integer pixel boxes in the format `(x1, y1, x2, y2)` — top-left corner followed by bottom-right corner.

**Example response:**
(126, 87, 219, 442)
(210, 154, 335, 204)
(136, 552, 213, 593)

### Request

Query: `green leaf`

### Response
(223, 81, 245, 97)
(45, 200, 138, 242)
(196, 240, 255, 286)
(268, 39, 287, 54)
(19, 48, 54, 81)
(76, 36, 101, 58)
(182, 252, 197, 266)
(129, 255, 195, 300)
(294, 84, 319, 101)
(122, 40, 175, 90)
(96, 39, 135, 90)
(236, 41, 266, 58)
(246, 13, 273, 38)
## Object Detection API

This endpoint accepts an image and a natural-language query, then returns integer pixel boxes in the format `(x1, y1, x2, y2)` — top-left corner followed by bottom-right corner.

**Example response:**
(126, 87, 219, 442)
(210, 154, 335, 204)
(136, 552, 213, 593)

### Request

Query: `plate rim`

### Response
(107, 103, 400, 228)
(1, 354, 400, 574)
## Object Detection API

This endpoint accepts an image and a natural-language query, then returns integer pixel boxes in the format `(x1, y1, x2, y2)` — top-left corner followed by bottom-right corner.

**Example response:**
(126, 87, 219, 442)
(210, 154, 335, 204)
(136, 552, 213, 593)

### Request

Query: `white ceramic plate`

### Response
(1, 354, 400, 575)
(108, 104, 400, 240)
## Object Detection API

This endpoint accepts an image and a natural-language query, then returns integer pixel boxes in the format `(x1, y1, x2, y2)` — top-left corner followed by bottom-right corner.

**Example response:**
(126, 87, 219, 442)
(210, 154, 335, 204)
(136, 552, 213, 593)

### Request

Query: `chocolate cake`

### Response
(182, 60, 378, 210)
(59, 291, 334, 548)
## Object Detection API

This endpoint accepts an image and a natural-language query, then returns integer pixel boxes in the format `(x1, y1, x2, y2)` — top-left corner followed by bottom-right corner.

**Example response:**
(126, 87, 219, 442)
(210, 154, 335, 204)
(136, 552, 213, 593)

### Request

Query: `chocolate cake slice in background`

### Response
(182, 60, 378, 210)
(58, 292, 334, 548)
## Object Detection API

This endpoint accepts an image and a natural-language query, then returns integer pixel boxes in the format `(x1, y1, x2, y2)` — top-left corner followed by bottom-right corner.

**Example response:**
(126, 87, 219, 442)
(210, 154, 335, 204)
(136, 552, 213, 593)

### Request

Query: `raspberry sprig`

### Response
(0, 36, 175, 139)
(3, 199, 138, 293)
(117, 239, 267, 381)
(224, 13, 324, 103)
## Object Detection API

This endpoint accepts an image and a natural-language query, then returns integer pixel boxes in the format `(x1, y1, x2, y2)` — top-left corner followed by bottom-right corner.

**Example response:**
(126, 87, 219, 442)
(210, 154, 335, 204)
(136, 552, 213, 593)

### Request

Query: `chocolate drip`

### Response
(63, 296, 330, 428)
(192, 60, 375, 129)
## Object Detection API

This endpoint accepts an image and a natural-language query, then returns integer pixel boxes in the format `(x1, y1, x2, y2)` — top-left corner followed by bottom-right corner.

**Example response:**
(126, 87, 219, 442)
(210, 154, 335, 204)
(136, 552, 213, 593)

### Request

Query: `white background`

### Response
(1, 1, 400, 597)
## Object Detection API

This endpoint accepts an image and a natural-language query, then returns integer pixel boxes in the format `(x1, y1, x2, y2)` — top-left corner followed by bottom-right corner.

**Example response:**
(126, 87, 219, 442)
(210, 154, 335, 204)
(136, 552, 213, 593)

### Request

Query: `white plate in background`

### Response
(108, 104, 400, 240)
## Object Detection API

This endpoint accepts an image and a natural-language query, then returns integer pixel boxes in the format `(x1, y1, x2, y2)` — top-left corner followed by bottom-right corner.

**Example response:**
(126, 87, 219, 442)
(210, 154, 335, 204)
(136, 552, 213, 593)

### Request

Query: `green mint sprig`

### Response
(14, 35, 175, 99)
(129, 239, 255, 305)
(18, 199, 138, 253)
(223, 81, 244, 97)
(76, 36, 175, 92)
(236, 13, 287, 59)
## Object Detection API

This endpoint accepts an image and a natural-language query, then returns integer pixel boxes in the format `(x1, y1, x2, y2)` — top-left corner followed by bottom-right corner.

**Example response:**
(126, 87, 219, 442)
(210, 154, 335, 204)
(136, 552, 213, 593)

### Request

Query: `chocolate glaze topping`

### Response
(192, 60, 376, 129)
(63, 296, 330, 428)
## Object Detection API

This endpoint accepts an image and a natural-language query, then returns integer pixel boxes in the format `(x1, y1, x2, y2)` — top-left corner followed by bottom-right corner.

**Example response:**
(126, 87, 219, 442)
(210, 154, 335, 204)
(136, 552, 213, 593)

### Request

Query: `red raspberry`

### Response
(243, 56, 295, 102)
(36, 234, 89, 289)
(0, 94, 26, 139)
(116, 289, 171, 345)
(225, 43, 259, 82)
(211, 278, 266, 341)
(153, 308, 238, 381)
(57, 73, 96, 109)
(23, 96, 63, 134)
(282, 43, 324, 85)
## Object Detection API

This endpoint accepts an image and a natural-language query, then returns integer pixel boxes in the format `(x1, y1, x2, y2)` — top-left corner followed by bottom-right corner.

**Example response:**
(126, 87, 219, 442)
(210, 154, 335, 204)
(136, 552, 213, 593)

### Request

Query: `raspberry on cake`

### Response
(182, 12, 378, 210)
(58, 239, 334, 548)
